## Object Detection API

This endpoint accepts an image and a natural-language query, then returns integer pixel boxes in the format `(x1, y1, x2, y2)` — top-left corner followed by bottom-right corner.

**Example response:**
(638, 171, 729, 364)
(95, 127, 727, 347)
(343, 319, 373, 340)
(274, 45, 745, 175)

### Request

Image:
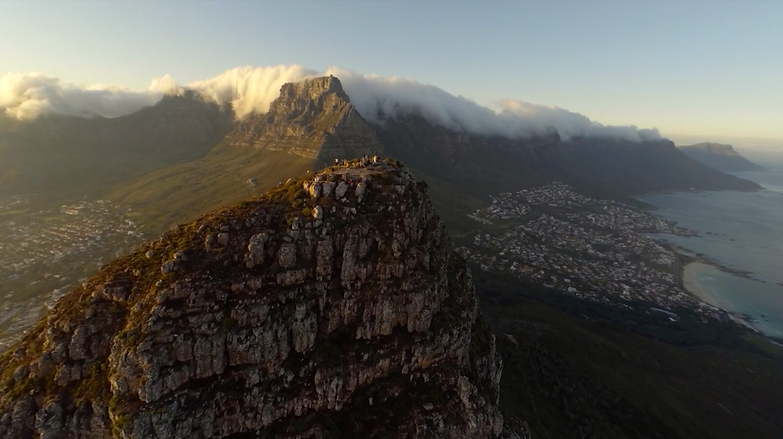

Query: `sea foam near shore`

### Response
(682, 262, 726, 308)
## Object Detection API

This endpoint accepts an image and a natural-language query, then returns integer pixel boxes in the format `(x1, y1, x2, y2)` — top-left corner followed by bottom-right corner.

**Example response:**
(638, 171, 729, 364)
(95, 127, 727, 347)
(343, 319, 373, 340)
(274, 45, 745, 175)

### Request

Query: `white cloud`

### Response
(147, 74, 183, 95)
(0, 72, 161, 120)
(324, 68, 660, 141)
(0, 65, 661, 141)
(187, 65, 319, 118)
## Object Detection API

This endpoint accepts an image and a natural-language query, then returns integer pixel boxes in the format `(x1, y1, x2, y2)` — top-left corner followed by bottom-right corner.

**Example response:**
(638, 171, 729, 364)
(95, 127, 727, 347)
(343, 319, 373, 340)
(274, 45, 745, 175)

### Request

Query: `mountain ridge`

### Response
(0, 75, 761, 202)
(0, 91, 234, 195)
(0, 75, 781, 439)
(95, 76, 760, 236)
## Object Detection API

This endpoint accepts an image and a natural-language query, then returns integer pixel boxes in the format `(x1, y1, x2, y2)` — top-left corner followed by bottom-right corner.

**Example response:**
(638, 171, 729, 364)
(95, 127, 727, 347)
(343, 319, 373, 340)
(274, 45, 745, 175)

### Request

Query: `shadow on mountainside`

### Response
(473, 269, 783, 439)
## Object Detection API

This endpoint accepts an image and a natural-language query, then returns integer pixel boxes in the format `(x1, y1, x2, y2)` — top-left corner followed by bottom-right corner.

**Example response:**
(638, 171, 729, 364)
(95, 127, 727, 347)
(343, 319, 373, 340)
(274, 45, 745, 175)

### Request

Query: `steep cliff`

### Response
(374, 114, 761, 204)
(228, 76, 384, 166)
(0, 159, 505, 438)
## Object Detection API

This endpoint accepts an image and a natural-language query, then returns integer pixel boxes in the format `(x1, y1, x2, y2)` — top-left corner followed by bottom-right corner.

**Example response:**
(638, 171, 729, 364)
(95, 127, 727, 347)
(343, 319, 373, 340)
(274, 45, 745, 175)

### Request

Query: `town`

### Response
(455, 182, 725, 320)
(0, 197, 145, 350)
(0, 182, 727, 350)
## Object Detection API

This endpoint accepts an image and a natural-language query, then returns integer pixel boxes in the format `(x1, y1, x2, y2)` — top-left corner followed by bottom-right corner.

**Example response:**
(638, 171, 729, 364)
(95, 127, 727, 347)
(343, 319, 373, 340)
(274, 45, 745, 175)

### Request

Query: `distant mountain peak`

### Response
(152, 89, 225, 112)
(682, 142, 740, 156)
(679, 142, 765, 171)
(229, 76, 383, 165)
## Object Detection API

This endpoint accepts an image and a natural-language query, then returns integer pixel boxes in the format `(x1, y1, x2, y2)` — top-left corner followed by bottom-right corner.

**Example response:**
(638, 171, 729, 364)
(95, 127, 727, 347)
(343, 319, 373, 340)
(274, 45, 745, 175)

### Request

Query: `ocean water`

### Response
(639, 159, 783, 338)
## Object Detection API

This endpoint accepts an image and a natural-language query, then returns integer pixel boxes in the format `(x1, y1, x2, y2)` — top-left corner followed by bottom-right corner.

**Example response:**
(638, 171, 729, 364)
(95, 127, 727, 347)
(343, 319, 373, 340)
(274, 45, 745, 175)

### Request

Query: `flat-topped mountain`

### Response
(0, 75, 761, 203)
(228, 76, 384, 166)
(679, 142, 765, 172)
(98, 77, 759, 235)
(0, 159, 510, 438)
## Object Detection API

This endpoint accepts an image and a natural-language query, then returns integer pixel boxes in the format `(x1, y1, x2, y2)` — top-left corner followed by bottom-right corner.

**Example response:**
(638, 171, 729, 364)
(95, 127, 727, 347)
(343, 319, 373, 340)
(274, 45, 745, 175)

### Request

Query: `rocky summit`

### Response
(0, 158, 508, 438)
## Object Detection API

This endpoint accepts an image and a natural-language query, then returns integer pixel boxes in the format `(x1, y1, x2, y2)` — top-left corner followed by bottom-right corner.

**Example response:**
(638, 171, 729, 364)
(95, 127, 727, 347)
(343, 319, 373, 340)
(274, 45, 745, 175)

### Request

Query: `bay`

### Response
(639, 160, 783, 338)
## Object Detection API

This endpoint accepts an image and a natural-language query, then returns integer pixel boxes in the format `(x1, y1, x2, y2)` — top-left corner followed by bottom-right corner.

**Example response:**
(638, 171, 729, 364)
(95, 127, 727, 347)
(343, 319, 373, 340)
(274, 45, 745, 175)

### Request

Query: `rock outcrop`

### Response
(0, 159, 505, 438)
(228, 76, 384, 166)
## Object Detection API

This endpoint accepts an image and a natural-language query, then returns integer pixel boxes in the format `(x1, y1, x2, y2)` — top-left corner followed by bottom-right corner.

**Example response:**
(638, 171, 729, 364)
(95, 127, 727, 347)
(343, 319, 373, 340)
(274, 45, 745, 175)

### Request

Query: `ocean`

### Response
(639, 157, 783, 338)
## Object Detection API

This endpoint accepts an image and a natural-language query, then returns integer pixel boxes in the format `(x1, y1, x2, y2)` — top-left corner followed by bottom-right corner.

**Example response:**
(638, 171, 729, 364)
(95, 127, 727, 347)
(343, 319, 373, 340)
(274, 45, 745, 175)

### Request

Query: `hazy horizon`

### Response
(668, 134, 783, 151)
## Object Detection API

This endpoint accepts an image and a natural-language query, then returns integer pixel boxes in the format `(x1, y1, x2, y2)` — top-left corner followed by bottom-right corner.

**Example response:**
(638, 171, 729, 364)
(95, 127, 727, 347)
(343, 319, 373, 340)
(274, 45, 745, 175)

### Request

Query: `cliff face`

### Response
(374, 114, 557, 160)
(0, 159, 504, 439)
(373, 114, 760, 202)
(553, 137, 761, 194)
(228, 77, 384, 166)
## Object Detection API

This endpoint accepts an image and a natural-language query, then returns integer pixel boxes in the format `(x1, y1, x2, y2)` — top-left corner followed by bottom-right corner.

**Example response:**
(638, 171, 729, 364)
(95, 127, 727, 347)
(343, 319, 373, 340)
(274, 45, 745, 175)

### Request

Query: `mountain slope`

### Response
(679, 142, 765, 171)
(370, 115, 760, 233)
(0, 159, 508, 439)
(475, 271, 783, 439)
(106, 144, 314, 233)
(105, 77, 389, 233)
(0, 91, 233, 195)
(104, 77, 759, 236)
(0, 75, 761, 206)
(375, 115, 760, 198)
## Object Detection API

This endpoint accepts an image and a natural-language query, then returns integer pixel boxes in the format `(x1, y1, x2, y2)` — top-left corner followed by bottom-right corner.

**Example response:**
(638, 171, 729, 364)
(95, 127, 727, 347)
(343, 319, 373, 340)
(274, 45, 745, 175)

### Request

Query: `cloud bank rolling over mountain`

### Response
(0, 65, 660, 141)
(0, 72, 162, 120)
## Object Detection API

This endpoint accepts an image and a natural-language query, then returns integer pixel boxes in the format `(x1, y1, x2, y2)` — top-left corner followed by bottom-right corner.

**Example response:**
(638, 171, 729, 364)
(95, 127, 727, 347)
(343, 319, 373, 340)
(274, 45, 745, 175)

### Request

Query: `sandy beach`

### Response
(682, 260, 782, 335)
(682, 261, 726, 308)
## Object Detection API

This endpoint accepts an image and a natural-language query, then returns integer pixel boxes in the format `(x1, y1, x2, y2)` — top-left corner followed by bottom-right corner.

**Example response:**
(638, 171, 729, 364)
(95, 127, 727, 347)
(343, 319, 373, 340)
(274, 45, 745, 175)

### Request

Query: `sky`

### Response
(0, 0, 781, 144)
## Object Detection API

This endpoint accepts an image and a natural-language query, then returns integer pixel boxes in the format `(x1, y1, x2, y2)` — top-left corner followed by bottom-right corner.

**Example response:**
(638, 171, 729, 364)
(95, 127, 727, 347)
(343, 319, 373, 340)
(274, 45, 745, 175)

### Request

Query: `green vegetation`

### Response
(0, 96, 233, 197)
(73, 360, 110, 404)
(474, 269, 783, 439)
(0, 208, 29, 217)
(107, 144, 315, 234)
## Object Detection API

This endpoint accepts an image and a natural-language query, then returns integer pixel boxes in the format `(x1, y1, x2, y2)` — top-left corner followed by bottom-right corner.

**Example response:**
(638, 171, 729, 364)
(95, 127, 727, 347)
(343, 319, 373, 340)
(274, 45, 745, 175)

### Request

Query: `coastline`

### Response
(641, 170, 783, 342)
(662, 239, 758, 280)
(680, 260, 760, 333)
(633, 185, 761, 204)
(682, 261, 725, 308)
